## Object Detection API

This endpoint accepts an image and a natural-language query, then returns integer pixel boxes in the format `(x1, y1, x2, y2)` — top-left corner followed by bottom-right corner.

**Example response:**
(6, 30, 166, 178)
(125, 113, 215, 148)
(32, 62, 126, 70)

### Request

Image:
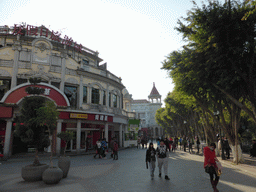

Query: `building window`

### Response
(83, 86, 87, 103)
(103, 90, 106, 105)
(17, 78, 28, 86)
(91, 88, 100, 104)
(0, 79, 11, 100)
(109, 92, 111, 107)
(51, 82, 60, 89)
(64, 85, 77, 108)
(113, 94, 117, 108)
(82, 59, 89, 65)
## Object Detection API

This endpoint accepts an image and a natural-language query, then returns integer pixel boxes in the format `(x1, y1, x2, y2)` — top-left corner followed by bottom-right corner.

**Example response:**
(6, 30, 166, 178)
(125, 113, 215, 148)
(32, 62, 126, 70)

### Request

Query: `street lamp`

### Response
(184, 121, 187, 136)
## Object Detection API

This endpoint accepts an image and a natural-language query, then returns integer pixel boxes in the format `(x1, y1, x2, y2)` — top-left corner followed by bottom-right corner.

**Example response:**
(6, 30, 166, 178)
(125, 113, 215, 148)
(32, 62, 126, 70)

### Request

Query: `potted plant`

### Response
(57, 131, 74, 178)
(36, 101, 63, 184)
(15, 78, 50, 182)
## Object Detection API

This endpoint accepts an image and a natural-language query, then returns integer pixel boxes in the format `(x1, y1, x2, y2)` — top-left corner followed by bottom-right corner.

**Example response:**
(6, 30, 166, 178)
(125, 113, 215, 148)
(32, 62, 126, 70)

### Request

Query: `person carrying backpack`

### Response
(156, 139, 170, 180)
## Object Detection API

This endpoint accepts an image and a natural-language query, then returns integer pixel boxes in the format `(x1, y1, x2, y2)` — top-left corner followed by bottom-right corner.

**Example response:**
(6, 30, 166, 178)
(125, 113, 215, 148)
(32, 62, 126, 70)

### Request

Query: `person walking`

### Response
(179, 137, 182, 150)
(146, 142, 157, 180)
(174, 136, 179, 149)
(94, 139, 102, 159)
(164, 138, 170, 152)
(156, 139, 170, 180)
(113, 140, 118, 160)
(137, 136, 141, 149)
(204, 143, 221, 192)
(141, 136, 145, 149)
(101, 138, 108, 159)
(223, 137, 230, 159)
(157, 138, 160, 148)
(250, 140, 256, 157)
(188, 138, 193, 154)
(182, 136, 187, 152)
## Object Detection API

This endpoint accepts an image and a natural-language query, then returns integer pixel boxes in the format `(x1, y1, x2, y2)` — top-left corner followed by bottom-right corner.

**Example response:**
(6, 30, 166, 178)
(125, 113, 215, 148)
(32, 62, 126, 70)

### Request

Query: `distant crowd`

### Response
(94, 137, 118, 160)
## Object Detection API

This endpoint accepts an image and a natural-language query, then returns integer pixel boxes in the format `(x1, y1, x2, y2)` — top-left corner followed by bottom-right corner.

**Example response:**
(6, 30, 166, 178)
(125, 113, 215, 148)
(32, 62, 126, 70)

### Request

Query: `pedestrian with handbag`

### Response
(156, 139, 170, 180)
(204, 143, 221, 192)
(146, 142, 156, 180)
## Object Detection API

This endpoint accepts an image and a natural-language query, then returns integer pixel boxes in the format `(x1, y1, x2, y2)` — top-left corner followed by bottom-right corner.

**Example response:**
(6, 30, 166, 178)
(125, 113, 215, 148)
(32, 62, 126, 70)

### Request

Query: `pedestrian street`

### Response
(1, 146, 256, 192)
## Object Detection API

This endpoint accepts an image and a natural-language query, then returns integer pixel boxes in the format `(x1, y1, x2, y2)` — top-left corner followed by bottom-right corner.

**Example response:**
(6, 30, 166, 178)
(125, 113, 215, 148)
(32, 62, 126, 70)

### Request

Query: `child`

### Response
(113, 141, 118, 160)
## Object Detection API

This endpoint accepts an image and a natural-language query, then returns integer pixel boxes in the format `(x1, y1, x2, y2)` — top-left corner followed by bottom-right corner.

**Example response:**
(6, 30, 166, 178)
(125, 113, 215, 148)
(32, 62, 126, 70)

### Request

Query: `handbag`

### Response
(216, 161, 222, 176)
(205, 165, 210, 173)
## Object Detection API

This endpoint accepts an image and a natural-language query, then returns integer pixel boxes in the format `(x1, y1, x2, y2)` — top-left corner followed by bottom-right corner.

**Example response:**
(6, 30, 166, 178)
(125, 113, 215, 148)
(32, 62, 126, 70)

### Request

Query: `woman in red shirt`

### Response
(204, 143, 220, 192)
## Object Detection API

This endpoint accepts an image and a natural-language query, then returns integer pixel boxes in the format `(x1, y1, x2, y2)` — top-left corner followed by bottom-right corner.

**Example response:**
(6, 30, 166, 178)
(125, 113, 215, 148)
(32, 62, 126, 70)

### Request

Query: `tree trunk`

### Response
(33, 148, 40, 166)
(49, 135, 53, 168)
(230, 145, 244, 164)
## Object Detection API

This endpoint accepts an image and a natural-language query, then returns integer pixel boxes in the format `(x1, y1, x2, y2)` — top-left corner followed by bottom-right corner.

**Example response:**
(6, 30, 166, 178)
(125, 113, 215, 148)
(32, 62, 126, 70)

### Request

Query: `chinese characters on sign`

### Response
(44, 88, 51, 96)
(0, 24, 83, 53)
(95, 114, 108, 121)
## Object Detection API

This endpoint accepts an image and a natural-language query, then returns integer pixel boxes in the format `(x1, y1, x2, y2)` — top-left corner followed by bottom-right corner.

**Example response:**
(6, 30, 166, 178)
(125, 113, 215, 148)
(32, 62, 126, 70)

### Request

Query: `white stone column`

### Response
(87, 86, 92, 104)
(78, 76, 83, 108)
(60, 55, 67, 92)
(106, 90, 109, 109)
(11, 47, 20, 89)
(119, 124, 123, 147)
(100, 90, 103, 105)
(56, 120, 63, 156)
(105, 123, 109, 142)
(76, 120, 81, 154)
(4, 119, 13, 158)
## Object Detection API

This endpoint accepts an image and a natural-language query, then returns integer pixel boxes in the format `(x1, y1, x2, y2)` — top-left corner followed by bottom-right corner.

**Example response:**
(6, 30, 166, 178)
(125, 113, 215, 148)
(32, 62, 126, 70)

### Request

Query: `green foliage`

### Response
(57, 131, 74, 156)
(160, 0, 256, 146)
(57, 131, 74, 142)
(35, 101, 60, 135)
(14, 96, 49, 150)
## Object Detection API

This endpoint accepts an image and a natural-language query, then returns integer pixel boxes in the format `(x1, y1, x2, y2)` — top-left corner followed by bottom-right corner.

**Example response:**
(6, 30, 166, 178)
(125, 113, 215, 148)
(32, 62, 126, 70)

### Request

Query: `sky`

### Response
(0, 0, 225, 104)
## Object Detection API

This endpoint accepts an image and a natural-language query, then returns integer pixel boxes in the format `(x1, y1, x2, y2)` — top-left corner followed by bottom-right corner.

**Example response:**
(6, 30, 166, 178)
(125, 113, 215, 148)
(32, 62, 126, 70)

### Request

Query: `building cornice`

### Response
(76, 69, 125, 90)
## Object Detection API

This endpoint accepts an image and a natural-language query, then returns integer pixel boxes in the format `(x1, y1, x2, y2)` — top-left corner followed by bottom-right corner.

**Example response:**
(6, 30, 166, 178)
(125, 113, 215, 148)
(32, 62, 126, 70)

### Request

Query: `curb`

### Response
(1, 146, 134, 163)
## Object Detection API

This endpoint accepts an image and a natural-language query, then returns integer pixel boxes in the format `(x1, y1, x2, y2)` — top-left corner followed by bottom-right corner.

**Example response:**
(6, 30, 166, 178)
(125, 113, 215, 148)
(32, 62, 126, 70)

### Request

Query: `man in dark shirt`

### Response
(156, 139, 170, 180)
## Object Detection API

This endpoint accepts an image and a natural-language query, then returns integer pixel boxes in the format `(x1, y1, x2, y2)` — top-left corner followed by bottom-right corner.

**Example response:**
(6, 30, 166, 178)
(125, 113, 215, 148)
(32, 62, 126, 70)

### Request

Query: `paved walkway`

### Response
(1, 145, 256, 192)
(186, 147, 256, 178)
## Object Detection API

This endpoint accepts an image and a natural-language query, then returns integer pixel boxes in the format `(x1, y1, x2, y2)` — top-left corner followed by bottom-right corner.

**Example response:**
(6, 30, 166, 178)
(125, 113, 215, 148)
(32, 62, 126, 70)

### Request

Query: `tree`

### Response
(15, 78, 48, 166)
(36, 101, 60, 167)
(161, 0, 256, 163)
(57, 131, 75, 157)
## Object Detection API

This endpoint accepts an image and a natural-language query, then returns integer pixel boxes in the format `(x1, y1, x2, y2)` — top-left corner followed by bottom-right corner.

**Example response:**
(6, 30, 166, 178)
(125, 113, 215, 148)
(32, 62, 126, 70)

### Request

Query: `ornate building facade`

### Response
(124, 83, 163, 139)
(0, 24, 133, 158)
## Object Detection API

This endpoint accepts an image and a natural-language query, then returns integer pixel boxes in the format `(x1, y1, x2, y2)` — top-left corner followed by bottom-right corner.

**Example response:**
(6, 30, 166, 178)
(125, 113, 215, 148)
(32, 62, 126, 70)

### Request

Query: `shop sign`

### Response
(0, 24, 83, 53)
(129, 124, 139, 132)
(70, 113, 88, 119)
(95, 114, 108, 121)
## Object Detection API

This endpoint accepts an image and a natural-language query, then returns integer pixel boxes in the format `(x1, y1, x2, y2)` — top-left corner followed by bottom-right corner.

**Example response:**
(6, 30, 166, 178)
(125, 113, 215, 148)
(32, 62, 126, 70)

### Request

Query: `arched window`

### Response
(91, 87, 100, 104)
